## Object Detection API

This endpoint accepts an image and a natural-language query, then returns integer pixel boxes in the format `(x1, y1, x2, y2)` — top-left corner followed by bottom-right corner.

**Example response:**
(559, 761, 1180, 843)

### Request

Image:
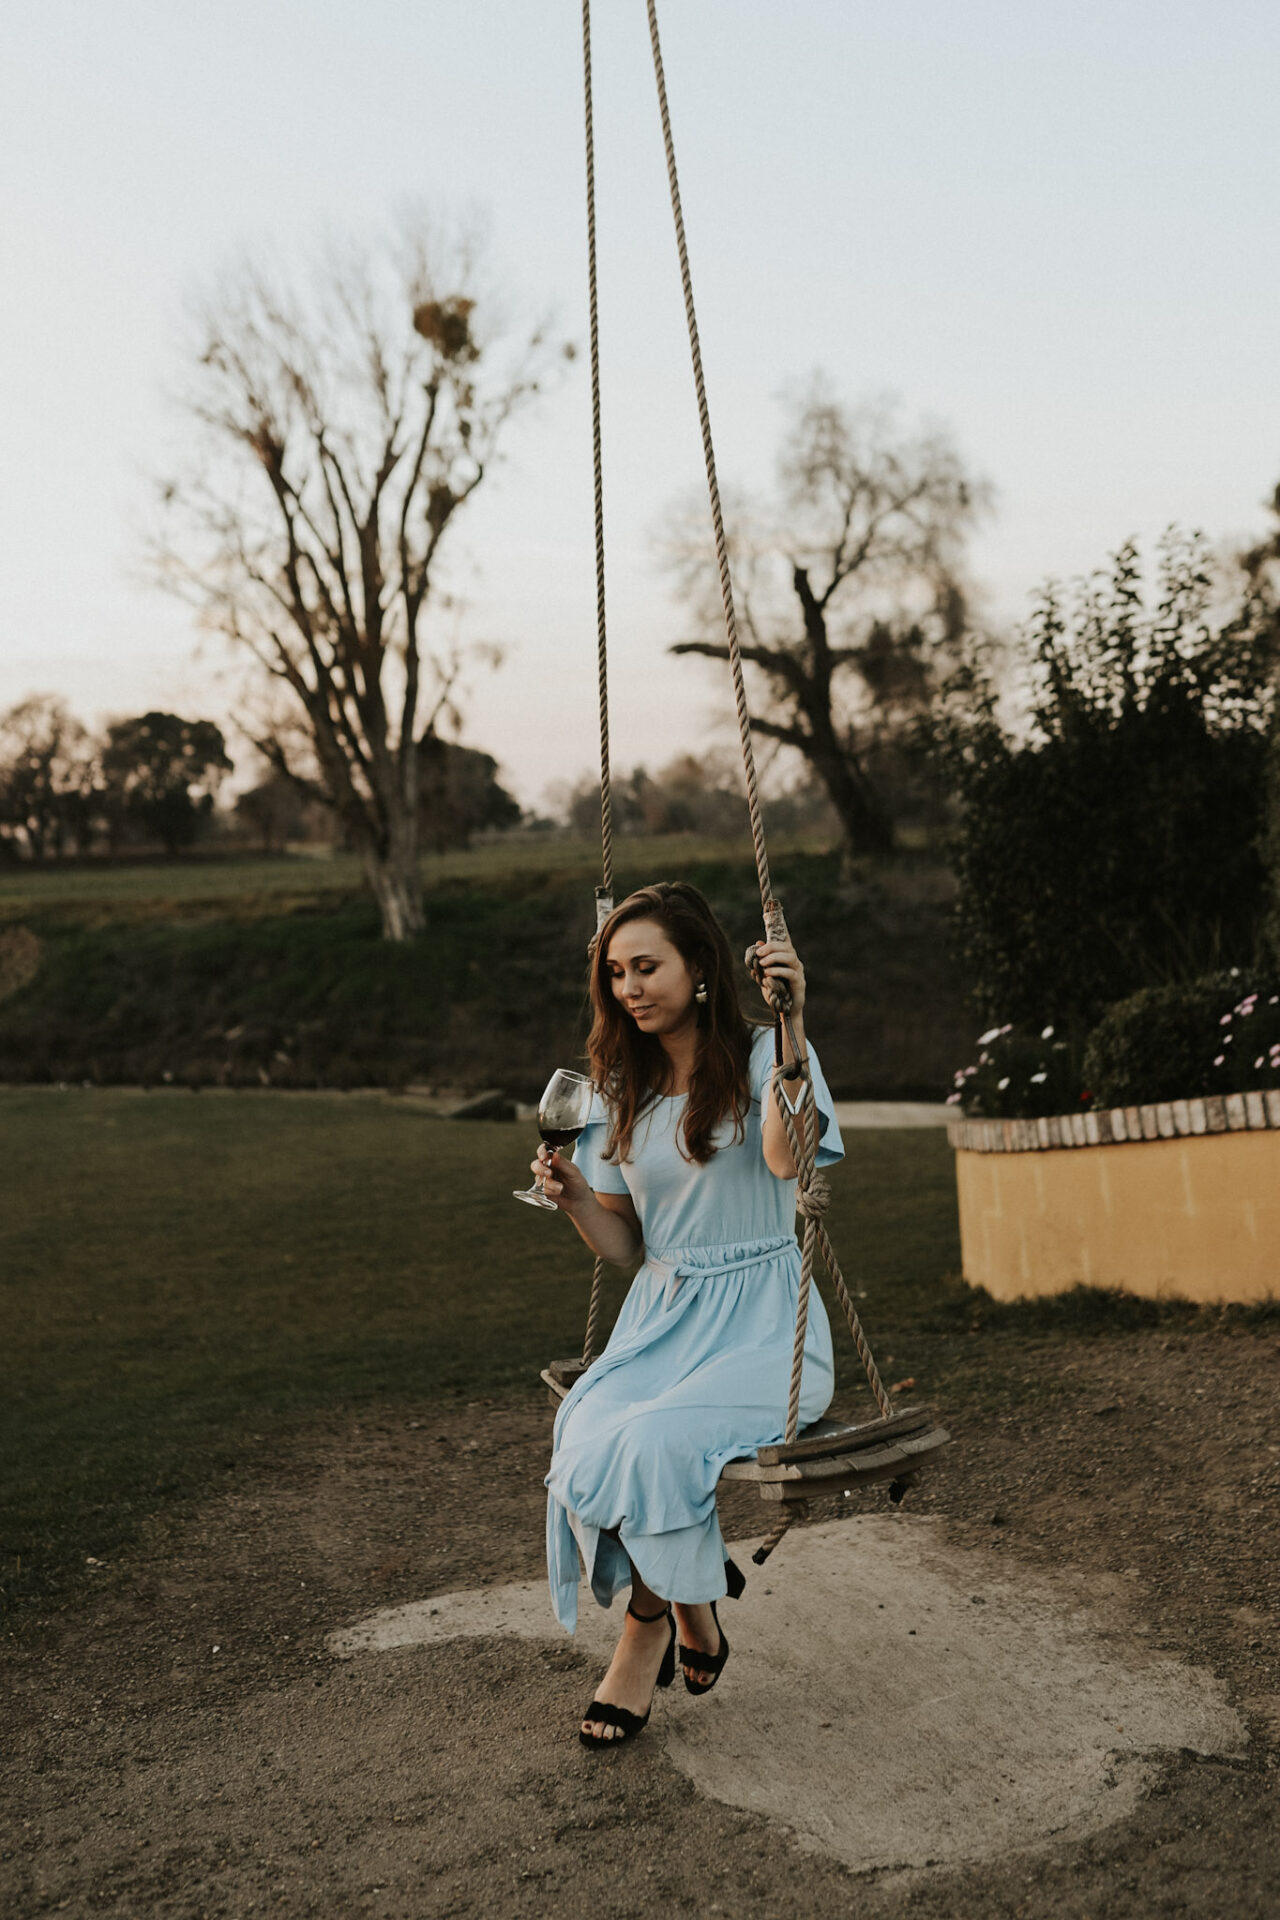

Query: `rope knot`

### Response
(796, 1174, 831, 1221)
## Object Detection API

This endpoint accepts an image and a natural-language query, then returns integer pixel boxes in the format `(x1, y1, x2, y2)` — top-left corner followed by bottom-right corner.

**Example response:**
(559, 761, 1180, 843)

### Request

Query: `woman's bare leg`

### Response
(671, 1602, 721, 1688)
(580, 1564, 672, 1743)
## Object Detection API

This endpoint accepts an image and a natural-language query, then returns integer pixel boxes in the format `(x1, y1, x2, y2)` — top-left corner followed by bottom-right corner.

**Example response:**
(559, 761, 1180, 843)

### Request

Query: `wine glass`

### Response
(513, 1067, 595, 1209)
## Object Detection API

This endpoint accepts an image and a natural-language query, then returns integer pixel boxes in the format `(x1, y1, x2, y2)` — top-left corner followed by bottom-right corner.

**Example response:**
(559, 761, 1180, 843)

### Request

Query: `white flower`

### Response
(1030, 1071, 1047, 1083)
(997, 1076, 1010, 1090)
(1040, 1025, 1054, 1040)
(1213, 1054, 1225, 1067)
(978, 1027, 1002, 1045)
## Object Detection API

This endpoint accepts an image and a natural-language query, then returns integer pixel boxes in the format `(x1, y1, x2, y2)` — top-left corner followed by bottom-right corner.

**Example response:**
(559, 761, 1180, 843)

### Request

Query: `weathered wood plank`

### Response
(546, 1358, 589, 1390)
(752, 1455, 919, 1501)
(723, 1426, 950, 1487)
(724, 1441, 912, 1484)
(754, 1405, 933, 1466)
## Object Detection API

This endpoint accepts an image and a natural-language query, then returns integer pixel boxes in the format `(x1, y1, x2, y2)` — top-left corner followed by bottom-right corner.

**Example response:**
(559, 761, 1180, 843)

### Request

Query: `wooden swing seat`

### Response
(542, 1362, 949, 1505)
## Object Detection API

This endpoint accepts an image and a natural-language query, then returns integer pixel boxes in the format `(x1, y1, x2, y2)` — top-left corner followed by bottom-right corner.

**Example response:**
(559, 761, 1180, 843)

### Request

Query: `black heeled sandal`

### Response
(578, 1602, 677, 1750)
(678, 1601, 730, 1696)
(678, 1557, 743, 1696)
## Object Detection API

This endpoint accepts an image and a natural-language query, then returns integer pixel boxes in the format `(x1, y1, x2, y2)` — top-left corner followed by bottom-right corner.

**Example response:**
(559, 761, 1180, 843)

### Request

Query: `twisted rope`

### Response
(645, 0, 893, 1452)
(770, 1017, 893, 1434)
(754, 1503, 808, 1567)
(645, 0, 773, 916)
(583, 0, 613, 910)
(566, 12, 895, 1469)
(581, 0, 612, 1367)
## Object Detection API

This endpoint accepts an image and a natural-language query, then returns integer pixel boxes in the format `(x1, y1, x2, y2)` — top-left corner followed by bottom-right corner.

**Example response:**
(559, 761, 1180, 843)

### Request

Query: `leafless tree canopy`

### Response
(154, 218, 565, 937)
(665, 380, 991, 857)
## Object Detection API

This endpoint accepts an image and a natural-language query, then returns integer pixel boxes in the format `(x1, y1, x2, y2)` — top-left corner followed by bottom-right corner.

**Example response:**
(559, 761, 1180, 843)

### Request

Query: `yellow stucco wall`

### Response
(955, 1131, 1280, 1304)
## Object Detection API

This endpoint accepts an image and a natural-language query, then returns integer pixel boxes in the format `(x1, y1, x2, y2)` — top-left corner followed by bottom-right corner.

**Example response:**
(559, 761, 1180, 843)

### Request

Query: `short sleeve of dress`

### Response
(571, 1090, 630, 1195)
(750, 1027, 845, 1169)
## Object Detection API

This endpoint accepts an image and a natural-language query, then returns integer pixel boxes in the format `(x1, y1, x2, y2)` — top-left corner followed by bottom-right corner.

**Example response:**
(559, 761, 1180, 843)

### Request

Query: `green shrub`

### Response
(1264, 716, 1280, 968)
(950, 971, 1280, 1116)
(937, 536, 1276, 1033)
(1082, 973, 1280, 1108)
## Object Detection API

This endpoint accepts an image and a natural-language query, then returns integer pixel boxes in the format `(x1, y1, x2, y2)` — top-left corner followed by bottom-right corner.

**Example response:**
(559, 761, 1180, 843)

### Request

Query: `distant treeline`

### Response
(0, 694, 854, 867)
(0, 697, 524, 864)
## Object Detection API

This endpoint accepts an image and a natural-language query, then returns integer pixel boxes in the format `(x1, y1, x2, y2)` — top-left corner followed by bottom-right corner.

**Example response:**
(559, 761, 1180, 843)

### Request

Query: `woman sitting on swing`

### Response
(535, 880, 844, 1747)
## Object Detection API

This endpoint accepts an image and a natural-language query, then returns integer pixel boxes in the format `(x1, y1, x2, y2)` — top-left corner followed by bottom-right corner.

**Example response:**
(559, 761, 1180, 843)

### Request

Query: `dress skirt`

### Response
(544, 1234, 834, 1633)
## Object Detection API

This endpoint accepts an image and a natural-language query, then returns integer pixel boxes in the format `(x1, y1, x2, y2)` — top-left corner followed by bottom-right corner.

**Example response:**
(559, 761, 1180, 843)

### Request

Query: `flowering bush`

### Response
(1082, 972, 1280, 1109)
(946, 1023, 1087, 1119)
(950, 972, 1280, 1117)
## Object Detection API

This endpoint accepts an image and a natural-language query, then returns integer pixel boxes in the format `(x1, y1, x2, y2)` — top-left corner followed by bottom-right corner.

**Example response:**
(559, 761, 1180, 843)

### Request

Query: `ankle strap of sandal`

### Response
(626, 1601, 670, 1623)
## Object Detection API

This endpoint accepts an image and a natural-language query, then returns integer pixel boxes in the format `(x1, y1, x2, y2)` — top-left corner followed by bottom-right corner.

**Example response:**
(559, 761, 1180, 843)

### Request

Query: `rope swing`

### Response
(543, 0, 949, 1566)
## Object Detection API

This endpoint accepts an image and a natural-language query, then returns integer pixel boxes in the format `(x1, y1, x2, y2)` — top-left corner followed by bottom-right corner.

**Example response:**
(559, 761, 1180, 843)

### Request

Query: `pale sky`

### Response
(4, 1, 1280, 808)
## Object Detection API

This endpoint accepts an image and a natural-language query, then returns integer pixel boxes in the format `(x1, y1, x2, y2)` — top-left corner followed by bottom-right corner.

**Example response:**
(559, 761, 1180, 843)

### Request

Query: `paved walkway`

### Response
(833, 1101, 950, 1128)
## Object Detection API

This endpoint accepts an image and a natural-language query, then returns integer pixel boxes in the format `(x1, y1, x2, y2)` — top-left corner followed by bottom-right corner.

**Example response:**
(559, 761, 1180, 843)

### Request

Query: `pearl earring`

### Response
(695, 980, 708, 1005)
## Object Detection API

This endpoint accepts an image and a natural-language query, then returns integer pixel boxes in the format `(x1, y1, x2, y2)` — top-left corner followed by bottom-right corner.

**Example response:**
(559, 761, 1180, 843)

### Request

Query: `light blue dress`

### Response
(545, 1027, 844, 1632)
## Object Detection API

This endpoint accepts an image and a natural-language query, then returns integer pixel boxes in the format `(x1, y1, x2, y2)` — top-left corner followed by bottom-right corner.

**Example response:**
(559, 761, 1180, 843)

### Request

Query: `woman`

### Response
(533, 881, 844, 1747)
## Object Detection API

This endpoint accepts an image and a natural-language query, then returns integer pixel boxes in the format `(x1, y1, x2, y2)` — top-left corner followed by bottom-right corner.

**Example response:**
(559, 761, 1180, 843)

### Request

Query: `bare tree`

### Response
(154, 219, 565, 938)
(665, 381, 991, 859)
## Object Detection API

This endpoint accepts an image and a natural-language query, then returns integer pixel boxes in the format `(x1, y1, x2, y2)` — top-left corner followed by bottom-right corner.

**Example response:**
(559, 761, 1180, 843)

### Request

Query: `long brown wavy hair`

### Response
(587, 881, 760, 1166)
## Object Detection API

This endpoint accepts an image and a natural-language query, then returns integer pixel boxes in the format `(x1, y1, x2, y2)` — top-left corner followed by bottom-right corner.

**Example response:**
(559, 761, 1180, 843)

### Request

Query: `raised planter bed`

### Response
(949, 1091, 1280, 1306)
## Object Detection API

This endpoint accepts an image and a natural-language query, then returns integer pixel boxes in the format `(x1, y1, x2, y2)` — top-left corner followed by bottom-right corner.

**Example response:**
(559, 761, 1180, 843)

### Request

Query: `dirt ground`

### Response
(3, 1329, 1279, 1919)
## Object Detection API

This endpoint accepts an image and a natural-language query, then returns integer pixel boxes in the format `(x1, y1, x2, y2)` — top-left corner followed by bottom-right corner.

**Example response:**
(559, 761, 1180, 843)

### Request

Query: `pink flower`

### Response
(1213, 1055, 1225, 1067)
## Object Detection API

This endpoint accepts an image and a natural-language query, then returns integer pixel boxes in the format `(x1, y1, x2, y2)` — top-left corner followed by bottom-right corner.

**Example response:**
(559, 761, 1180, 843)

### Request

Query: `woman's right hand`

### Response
(531, 1144, 592, 1213)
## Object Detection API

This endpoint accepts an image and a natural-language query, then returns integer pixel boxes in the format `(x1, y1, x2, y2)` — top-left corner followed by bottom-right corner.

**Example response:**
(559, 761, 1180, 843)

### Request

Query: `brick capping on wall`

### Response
(947, 1088, 1280, 1155)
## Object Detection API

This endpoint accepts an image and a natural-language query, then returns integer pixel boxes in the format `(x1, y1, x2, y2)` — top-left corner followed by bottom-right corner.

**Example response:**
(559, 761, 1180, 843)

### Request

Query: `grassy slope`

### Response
(0, 839, 973, 1099)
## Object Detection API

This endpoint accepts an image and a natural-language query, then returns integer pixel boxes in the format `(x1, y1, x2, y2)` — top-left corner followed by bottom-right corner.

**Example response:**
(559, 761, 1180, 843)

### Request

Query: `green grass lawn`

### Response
(1, 1085, 963, 1619)
(8, 1086, 1264, 1628)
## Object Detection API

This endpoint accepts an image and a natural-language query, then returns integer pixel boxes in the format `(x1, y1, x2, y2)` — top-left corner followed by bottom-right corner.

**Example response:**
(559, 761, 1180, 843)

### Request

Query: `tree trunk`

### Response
(360, 815, 426, 941)
(362, 855, 426, 940)
(803, 717, 896, 862)
(829, 760, 895, 860)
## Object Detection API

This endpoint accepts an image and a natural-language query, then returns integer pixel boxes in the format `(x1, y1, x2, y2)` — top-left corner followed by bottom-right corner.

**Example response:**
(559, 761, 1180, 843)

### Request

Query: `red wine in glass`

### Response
(513, 1068, 594, 1209)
